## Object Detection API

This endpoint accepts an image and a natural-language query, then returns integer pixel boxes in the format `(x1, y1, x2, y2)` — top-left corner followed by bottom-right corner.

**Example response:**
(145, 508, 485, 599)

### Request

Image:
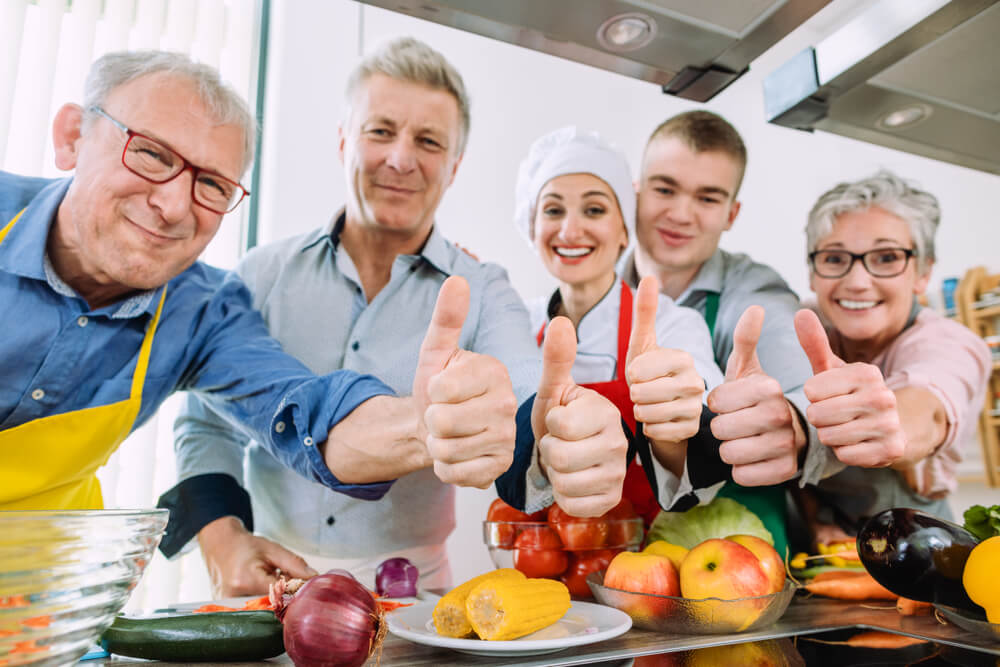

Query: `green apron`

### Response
(703, 292, 789, 558)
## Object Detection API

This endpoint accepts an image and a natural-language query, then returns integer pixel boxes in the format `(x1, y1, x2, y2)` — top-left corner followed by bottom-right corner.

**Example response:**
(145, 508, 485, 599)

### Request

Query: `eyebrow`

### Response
(129, 124, 238, 180)
(820, 237, 905, 249)
(648, 174, 730, 198)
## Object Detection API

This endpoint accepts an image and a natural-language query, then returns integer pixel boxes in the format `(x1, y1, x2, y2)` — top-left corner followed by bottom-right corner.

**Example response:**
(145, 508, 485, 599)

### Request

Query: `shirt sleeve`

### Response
(178, 271, 397, 494)
(881, 319, 990, 498)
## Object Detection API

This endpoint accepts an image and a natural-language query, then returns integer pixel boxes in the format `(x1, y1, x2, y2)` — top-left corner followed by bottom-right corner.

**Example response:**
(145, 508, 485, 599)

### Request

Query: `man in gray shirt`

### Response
(620, 111, 839, 557)
(159, 38, 633, 595)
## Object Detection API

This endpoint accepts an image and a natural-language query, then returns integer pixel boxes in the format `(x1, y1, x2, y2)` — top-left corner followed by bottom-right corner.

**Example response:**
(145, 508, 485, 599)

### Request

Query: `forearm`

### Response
(322, 395, 432, 483)
(648, 436, 688, 478)
(891, 386, 948, 467)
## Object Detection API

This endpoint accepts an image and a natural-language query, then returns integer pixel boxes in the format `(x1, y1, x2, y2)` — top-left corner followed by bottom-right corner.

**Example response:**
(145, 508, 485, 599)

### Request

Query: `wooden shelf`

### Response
(956, 266, 1000, 487)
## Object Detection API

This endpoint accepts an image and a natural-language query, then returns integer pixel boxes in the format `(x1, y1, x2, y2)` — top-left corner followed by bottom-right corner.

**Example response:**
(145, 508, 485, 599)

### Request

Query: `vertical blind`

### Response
(2, 0, 260, 609)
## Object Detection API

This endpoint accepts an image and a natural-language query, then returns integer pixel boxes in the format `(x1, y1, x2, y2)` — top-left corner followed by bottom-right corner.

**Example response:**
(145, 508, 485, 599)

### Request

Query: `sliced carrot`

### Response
(240, 596, 274, 611)
(804, 570, 898, 600)
(375, 599, 414, 612)
(896, 597, 933, 616)
(10, 639, 46, 654)
(845, 630, 927, 649)
(0, 596, 28, 609)
(19, 615, 49, 629)
(192, 603, 239, 613)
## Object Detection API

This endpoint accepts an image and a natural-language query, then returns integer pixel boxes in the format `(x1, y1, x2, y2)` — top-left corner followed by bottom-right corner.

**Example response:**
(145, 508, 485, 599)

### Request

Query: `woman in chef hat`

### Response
(514, 126, 724, 526)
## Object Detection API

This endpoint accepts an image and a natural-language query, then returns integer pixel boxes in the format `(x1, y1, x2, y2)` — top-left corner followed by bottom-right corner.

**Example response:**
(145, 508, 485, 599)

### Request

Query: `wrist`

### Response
(197, 515, 248, 550)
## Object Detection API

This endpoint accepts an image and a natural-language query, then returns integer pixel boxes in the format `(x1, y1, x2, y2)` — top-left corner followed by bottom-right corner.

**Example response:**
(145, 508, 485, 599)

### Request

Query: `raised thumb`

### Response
(725, 305, 765, 380)
(417, 276, 469, 377)
(794, 308, 844, 374)
(626, 275, 660, 367)
(537, 315, 576, 407)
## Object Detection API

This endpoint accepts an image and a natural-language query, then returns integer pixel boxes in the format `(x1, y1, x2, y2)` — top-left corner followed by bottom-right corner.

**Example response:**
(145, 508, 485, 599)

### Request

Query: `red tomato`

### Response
(548, 505, 609, 550)
(486, 498, 544, 548)
(512, 525, 568, 578)
(605, 498, 643, 547)
(560, 549, 619, 598)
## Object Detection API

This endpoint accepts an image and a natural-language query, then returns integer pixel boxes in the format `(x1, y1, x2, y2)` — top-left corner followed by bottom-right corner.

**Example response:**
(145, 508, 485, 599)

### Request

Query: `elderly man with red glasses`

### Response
(0, 50, 529, 515)
(791, 170, 990, 545)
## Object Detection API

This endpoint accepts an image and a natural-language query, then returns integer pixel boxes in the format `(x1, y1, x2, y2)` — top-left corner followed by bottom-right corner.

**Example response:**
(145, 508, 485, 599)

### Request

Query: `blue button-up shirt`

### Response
(0, 171, 395, 495)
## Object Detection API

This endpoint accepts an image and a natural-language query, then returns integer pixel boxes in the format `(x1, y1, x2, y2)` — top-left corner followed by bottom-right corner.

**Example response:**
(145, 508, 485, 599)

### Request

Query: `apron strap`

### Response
(704, 291, 720, 338)
(614, 280, 632, 381)
(0, 208, 26, 242)
(129, 286, 168, 400)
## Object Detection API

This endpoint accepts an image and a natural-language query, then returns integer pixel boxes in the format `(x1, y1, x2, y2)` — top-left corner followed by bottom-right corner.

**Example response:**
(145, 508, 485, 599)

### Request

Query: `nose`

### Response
(385, 138, 417, 173)
(841, 257, 873, 287)
(558, 212, 585, 242)
(667, 194, 695, 224)
(148, 167, 196, 224)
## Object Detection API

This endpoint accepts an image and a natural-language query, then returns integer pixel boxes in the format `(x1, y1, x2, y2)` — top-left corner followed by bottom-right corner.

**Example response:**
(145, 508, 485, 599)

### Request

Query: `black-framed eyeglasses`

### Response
(88, 106, 249, 214)
(809, 247, 916, 279)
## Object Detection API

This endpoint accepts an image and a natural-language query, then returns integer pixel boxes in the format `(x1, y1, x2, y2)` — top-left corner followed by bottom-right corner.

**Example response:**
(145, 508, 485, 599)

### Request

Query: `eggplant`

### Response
(857, 508, 986, 616)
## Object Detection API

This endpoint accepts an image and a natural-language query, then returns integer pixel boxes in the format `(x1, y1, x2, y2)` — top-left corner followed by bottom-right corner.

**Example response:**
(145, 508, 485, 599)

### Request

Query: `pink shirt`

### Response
(829, 308, 991, 499)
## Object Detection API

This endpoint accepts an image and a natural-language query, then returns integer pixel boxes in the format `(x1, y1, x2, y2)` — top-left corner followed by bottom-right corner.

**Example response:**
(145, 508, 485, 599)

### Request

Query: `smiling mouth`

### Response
(553, 246, 594, 258)
(127, 218, 183, 242)
(657, 228, 692, 245)
(837, 299, 880, 310)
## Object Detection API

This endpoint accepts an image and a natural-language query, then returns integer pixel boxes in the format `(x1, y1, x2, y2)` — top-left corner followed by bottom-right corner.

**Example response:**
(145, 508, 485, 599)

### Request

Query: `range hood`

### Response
(356, 0, 833, 102)
(765, 0, 1000, 175)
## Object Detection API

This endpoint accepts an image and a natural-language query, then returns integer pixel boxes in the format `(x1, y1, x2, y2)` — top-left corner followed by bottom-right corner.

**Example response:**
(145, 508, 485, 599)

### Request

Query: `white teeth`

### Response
(839, 299, 877, 310)
(554, 247, 593, 257)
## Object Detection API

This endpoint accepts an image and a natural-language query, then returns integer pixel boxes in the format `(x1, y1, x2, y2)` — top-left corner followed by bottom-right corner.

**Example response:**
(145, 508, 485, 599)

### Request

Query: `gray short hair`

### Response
(345, 37, 470, 155)
(806, 170, 940, 274)
(82, 50, 256, 174)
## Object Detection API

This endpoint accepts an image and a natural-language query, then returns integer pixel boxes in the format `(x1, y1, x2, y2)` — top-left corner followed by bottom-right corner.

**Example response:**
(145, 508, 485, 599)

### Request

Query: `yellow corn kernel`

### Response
(828, 556, 847, 568)
(433, 568, 525, 638)
(817, 543, 829, 555)
(465, 578, 571, 641)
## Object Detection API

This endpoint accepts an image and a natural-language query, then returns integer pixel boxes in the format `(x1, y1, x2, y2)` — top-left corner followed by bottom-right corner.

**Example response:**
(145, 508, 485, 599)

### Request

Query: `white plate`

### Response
(385, 600, 632, 657)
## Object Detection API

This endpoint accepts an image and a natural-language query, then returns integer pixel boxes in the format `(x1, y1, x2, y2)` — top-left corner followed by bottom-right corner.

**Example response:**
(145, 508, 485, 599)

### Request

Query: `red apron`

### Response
(536, 281, 660, 525)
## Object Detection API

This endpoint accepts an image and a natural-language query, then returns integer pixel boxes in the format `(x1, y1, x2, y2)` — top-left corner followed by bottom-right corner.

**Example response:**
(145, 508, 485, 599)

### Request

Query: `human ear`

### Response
(52, 104, 84, 171)
(914, 260, 934, 294)
(725, 200, 741, 230)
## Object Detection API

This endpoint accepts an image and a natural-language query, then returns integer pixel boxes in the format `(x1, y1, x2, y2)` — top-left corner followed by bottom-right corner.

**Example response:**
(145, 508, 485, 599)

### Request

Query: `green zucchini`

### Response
(100, 610, 284, 661)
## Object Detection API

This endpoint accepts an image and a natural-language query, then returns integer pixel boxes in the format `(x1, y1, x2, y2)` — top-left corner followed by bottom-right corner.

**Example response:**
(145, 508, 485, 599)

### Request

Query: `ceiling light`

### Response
(878, 104, 932, 129)
(597, 13, 656, 52)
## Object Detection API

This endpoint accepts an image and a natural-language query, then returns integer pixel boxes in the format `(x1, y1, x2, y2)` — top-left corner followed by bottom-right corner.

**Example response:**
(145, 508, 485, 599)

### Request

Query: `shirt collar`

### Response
(0, 176, 161, 318)
(678, 248, 725, 301)
(308, 207, 453, 277)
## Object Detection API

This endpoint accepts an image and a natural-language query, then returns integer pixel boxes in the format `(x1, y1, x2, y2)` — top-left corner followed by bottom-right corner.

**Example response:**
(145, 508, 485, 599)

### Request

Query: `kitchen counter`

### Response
(90, 596, 999, 666)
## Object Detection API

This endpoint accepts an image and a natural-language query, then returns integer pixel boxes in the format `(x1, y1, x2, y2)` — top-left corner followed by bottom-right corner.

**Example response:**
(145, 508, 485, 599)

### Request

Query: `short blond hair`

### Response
(645, 110, 747, 198)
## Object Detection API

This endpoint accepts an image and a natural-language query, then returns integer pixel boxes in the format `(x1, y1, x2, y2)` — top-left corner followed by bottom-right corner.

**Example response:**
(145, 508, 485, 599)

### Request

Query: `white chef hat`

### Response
(513, 126, 635, 247)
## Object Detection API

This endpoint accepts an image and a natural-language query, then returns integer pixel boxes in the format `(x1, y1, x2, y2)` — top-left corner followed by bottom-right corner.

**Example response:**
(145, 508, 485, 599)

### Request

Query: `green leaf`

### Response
(962, 504, 1000, 541)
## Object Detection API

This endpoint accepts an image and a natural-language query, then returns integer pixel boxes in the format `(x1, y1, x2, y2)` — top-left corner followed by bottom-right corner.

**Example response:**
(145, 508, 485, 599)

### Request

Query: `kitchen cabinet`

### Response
(955, 266, 1000, 486)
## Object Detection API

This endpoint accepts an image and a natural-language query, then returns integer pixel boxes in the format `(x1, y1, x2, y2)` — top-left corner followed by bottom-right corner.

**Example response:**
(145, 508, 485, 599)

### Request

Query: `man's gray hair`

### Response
(345, 37, 470, 155)
(806, 170, 940, 274)
(82, 50, 256, 174)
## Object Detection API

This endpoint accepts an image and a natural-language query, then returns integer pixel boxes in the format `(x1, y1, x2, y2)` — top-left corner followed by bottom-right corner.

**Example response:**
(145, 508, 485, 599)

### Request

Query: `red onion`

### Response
(281, 571, 384, 667)
(374, 557, 419, 598)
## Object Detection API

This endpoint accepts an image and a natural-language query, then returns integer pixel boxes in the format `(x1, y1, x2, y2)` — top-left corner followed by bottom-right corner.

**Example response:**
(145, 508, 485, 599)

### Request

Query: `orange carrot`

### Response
(192, 603, 239, 613)
(19, 615, 49, 629)
(896, 597, 933, 616)
(240, 596, 274, 611)
(0, 595, 28, 608)
(804, 570, 898, 600)
(845, 630, 927, 649)
(375, 599, 414, 612)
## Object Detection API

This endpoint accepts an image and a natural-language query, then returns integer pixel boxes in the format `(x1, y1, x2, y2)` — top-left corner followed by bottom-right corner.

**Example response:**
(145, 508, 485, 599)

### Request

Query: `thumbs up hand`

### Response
(794, 309, 904, 467)
(706, 305, 802, 486)
(531, 316, 628, 517)
(413, 276, 517, 488)
(626, 277, 704, 458)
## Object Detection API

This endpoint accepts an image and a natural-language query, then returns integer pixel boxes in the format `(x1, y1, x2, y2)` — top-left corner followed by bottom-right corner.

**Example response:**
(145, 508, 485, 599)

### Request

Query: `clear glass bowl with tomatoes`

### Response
(482, 498, 645, 599)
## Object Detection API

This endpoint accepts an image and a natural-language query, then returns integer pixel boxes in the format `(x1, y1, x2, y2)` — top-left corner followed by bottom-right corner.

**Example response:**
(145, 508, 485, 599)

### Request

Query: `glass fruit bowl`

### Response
(587, 571, 795, 634)
(483, 518, 644, 598)
(0, 509, 168, 666)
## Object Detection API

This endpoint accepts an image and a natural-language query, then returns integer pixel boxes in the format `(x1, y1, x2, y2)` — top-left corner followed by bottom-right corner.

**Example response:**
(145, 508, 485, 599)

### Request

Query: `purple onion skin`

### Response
(282, 573, 379, 667)
(374, 557, 419, 598)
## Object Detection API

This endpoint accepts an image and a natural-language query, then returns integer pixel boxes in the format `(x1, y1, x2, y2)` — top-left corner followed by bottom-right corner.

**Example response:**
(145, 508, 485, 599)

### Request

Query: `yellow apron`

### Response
(0, 209, 166, 510)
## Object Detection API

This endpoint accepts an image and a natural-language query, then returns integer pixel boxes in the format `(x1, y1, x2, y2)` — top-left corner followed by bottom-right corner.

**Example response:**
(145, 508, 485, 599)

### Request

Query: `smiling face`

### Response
(53, 72, 245, 299)
(636, 136, 741, 277)
(810, 206, 931, 358)
(533, 173, 628, 291)
(339, 73, 463, 239)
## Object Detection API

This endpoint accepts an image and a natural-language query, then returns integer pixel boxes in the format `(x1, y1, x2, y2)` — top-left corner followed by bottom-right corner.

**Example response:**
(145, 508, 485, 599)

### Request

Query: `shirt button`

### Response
(31, 388, 45, 400)
(326, 516, 335, 526)
(275, 421, 286, 433)
(77, 316, 88, 327)
(351, 341, 360, 351)
(303, 436, 314, 446)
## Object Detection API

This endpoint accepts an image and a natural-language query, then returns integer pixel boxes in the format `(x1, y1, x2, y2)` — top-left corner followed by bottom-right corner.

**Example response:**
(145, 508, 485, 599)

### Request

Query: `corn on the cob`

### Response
(465, 577, 570, 641)
(432, 568, 525, 637)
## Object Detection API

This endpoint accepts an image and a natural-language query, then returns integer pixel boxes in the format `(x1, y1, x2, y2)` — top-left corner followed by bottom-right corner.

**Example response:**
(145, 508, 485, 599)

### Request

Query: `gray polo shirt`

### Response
(173, 213, 541, 557)
(621, 247, 841, 485)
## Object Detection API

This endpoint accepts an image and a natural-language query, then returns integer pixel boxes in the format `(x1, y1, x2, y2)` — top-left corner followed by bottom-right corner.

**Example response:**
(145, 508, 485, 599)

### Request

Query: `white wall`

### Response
(257, 0, 1000, 586)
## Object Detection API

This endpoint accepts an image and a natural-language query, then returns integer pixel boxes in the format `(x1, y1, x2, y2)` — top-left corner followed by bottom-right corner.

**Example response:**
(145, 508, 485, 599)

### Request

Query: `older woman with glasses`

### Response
(791, 170, 990, 544)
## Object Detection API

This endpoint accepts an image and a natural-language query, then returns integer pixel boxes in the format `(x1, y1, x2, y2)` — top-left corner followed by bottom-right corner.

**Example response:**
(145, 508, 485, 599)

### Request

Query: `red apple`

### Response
(679, 538, 772, 631)
(603, 551, 680, 620)
(726, 534, 786, 595)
